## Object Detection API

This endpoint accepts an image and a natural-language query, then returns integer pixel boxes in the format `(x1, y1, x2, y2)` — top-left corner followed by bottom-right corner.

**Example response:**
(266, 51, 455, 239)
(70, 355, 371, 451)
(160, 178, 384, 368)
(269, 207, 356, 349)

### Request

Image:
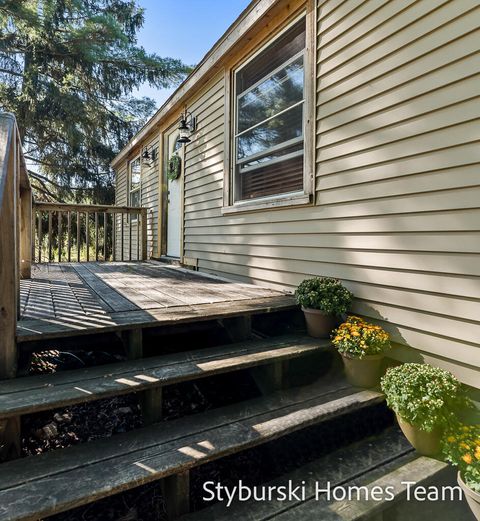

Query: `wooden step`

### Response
(17, 294, 297, 343)
(0, 334, 327, 419)
(0, 378, 383, 521)
(182, 428, 450, 521)
(273, 458, 451, 521)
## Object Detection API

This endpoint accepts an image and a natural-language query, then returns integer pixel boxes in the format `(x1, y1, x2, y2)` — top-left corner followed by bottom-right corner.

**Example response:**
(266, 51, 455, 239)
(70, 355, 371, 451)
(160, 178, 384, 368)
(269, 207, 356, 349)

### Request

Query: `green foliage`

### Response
(381, 363, 472, 432)
(167, 154, 181, 181)
(295, 277, 353, 316)
(0, 0, 191, 202)
(331, 315, 390, 359)
(441, 423, 480, 492)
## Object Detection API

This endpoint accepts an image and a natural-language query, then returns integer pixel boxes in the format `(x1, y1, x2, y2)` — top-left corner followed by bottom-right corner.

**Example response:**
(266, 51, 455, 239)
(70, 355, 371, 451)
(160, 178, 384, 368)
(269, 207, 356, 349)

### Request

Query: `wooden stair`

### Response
(0, 334, 326, 419)
(181, 427, 454, 521)
(0, 378, 382, 521)
(0, 320, 465, 520)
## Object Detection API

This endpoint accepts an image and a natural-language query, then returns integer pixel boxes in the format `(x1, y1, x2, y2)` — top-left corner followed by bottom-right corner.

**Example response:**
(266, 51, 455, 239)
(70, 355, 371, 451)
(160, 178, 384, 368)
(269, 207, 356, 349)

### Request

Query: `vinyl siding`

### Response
(140, 135, 159, 258)
(181, 0, 480, 387)
(114, 136, 159, 260)
(114, 163, 127, 261)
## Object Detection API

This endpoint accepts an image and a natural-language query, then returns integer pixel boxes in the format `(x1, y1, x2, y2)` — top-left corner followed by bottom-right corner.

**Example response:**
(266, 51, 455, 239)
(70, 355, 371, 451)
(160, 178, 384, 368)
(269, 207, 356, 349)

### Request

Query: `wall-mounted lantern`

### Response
(177, 110, 196, 144)
(142, 145, 156, 167)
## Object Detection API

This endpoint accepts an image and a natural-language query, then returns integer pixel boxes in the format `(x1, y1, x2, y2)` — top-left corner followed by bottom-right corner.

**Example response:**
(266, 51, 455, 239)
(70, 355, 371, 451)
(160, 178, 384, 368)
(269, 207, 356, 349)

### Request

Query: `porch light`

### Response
(142, 146, 156, 166)
(177, 110, 196, 144)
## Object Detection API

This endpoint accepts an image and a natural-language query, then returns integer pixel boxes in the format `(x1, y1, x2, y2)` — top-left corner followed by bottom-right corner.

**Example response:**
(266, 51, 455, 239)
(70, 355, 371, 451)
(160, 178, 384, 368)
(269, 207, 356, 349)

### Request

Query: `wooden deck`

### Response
(18, 262, 295, 343)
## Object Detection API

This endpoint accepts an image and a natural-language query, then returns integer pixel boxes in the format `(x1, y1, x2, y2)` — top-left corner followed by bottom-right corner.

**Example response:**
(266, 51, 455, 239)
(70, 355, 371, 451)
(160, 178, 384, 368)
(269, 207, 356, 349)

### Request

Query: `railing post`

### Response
(141, 208, 148, 260)
(19, 186, 32, 278)
(0, 121, 18, 379)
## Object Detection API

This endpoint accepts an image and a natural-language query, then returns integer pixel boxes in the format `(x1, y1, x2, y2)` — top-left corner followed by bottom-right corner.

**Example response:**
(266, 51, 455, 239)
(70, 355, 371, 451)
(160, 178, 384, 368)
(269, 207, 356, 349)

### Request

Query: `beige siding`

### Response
(114, 163, 128, 260)
(141, 135, 160, 258)
(183, 74, 225, 250)
(182, 0, 480, 386)
(114, 136, 159, 260)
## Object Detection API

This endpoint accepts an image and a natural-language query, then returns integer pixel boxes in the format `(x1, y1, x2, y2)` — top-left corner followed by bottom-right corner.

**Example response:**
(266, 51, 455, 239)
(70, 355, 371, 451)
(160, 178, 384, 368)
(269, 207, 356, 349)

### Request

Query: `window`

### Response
(233, 17, 306, 203)
(129, 157, 141, 208)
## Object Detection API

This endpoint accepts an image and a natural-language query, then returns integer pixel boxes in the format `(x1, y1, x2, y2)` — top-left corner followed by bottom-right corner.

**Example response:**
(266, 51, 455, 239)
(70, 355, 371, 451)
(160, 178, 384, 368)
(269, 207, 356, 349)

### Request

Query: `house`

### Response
(0, 1, 478, 518)
(112, 0, 480, 389)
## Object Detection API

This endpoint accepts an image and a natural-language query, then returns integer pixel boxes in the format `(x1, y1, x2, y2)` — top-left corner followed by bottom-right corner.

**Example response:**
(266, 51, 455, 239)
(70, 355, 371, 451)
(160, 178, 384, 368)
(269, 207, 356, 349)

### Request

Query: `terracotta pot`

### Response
(458, 471, 480, 521)
(301, 307, 338, 338)
(341, 353, 384, 388)
(396, 414, 442, 456)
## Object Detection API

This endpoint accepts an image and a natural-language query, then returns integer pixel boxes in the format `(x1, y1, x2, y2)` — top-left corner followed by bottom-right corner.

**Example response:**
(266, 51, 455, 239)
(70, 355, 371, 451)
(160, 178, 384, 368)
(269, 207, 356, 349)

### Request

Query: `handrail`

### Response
(0, 113, 32, 379)
(33, 202, 148, 262)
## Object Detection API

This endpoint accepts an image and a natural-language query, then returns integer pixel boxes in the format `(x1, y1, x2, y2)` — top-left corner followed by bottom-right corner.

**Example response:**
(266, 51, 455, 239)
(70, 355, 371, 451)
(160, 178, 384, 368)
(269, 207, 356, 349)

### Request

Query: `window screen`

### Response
(234, 18, 306, 201)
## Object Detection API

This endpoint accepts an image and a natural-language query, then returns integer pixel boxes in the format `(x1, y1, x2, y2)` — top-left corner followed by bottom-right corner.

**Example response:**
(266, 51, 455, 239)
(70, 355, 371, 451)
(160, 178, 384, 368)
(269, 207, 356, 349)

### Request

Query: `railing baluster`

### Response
(112, 213, 116, 262)
(57, 211, 62, 263)
(121, 213, 124, 261)
(67, 211, 71, 262)
(31, 206, 36, 264)
(136, 212, 140, 261)
(129, 214, 132, 261)
(141, 208, 148, 261)
(76, 211, 81, 262)
(30, 203, 148, 264)
(95, 212, 99, 261)
(38, 210, 42, 263)
(85, 212, 90, 262)
(48, 211, 52, 261)
(103, 211, 107, 261)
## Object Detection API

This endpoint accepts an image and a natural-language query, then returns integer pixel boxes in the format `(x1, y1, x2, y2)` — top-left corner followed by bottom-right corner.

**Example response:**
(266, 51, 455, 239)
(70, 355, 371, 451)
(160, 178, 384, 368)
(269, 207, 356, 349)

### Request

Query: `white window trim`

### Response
(223, 8, 315, 214)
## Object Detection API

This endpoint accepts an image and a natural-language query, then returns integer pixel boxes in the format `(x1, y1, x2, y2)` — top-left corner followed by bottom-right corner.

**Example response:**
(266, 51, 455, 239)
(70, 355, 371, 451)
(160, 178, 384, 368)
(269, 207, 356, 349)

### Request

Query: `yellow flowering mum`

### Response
(462, 454, 473, 465)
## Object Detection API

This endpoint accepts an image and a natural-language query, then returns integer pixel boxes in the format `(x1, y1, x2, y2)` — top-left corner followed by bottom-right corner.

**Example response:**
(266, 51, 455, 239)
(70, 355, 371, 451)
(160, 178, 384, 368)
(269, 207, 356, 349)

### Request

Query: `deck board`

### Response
(0, 334, 327, 417)
(18, 262, 295, 343)
(0, 381, 382, 521)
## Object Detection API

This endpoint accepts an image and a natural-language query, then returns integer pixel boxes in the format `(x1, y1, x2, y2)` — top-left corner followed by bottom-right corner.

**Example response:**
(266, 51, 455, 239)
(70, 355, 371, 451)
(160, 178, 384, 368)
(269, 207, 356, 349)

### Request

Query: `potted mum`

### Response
(331, 316, 390, 388)
(442, 423, 480, 520)
(381, 363, 471, 456)
(295, 277, 353, 338)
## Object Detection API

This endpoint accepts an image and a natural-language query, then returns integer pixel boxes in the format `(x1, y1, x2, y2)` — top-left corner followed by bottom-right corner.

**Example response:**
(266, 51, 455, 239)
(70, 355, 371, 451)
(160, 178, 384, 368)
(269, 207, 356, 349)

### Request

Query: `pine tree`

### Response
(0, 0, 190, 202)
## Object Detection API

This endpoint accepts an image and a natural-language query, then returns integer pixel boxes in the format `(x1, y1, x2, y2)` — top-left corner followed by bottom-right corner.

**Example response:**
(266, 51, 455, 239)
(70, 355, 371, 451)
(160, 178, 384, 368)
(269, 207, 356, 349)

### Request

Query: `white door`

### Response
(166, 130, 182, 258)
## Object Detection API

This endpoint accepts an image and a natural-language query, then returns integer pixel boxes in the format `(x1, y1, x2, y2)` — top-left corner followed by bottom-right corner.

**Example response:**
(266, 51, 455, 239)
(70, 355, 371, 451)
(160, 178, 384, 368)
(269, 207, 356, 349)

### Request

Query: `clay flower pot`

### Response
(301, 307, 338, 338)
(396, 414, 442, 456)
(341, 353, 384, 388)
(458, 472, 480, 521)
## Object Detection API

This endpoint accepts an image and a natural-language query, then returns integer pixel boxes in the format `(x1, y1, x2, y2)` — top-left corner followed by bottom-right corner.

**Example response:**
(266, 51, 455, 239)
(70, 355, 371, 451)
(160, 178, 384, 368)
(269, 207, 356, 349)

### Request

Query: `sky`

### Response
(135, 0, 251, 107)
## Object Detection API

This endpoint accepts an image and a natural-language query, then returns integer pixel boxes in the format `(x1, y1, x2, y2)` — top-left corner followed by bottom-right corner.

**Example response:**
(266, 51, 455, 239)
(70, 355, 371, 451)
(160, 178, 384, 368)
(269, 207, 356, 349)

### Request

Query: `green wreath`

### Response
(167, 154, 181, 181)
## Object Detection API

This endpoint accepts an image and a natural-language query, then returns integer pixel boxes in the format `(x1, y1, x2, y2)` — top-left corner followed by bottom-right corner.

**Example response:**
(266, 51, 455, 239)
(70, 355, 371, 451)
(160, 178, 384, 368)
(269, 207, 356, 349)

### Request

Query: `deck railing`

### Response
(33, 202, 148, 262)
(0, 113, 32, 378)
(0, 112, 150, 378)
